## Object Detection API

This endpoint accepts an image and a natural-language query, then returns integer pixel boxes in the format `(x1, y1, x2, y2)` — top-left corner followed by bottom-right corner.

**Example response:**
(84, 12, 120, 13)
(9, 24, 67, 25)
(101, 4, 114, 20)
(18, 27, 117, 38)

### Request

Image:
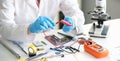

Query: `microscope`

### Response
(88, 0, 111, 38)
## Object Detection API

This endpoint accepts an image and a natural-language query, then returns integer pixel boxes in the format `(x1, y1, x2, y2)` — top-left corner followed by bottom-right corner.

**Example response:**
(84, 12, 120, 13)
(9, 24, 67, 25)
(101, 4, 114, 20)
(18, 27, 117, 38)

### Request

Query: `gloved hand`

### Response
(29, 16, 56, 33)
(62, 16, 75, 33)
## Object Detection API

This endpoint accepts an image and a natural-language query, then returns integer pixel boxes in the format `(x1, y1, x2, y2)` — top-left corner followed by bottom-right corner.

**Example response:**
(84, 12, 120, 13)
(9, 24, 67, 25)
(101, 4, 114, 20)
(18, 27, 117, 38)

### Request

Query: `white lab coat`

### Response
(0, 0, 85, 42)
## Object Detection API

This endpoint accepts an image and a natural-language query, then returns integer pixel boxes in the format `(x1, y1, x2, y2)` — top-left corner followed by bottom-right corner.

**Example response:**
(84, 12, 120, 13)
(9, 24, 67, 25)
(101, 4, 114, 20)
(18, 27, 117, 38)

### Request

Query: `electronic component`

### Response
(78, 39, 109, 58)
(85, 41, 109, 58)
(45, 35, 61, 46)
(32, 41, 46, 47)
(45, 35, 71, 46)
(84, 40, 109, 58)
(41, 41, 47, 45)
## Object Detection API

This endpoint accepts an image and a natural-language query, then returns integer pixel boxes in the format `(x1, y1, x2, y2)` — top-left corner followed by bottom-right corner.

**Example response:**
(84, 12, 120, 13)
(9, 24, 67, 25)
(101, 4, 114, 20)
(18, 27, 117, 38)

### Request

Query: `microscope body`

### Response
(88, 0, 111, 38)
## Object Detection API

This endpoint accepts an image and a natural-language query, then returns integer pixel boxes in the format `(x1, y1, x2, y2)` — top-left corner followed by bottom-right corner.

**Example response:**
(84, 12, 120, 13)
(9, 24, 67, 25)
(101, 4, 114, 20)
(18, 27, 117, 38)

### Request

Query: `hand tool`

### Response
(0, 40, 20, 59)
(56, 20, 72, 26)
(12, 41, 27, 55)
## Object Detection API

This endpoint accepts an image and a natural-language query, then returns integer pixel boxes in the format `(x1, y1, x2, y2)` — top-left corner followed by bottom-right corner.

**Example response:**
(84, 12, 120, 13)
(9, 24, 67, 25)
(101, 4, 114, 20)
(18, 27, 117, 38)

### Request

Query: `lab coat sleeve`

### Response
(0, 0, 35, 42)
(60, 0, 85, 34)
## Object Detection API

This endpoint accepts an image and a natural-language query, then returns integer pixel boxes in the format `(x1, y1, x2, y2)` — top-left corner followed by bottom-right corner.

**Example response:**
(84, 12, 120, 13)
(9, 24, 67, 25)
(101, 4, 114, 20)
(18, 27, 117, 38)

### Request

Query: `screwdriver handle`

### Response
(61, 20, 72, 26)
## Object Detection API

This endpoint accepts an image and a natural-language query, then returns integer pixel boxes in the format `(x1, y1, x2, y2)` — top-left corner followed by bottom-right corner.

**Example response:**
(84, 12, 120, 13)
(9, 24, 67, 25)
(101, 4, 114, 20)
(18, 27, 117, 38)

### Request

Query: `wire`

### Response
(69, 41, 78, 47)
(56, 21, 60, 24)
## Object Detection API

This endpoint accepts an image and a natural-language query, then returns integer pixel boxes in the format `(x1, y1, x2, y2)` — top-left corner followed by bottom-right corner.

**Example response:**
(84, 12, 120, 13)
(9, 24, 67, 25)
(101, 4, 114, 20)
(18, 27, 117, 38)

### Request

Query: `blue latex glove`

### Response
(29, 16, 56, 33)
(62, 16, 75, 33)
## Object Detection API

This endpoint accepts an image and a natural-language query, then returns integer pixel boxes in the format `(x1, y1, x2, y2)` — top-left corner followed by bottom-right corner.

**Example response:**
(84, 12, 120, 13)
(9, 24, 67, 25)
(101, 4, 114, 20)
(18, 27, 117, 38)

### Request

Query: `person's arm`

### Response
(60, 0, 85, 34)
(0, 0, 35, 42)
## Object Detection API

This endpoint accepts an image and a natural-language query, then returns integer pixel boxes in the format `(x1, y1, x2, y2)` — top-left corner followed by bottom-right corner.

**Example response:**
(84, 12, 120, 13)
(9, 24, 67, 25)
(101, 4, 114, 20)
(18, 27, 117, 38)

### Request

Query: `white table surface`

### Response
(1, 19, 120, 61)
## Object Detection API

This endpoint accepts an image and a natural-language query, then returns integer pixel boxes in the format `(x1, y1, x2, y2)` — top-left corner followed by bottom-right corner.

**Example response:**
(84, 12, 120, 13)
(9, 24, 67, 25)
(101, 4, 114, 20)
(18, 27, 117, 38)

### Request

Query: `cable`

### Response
(57, 44, 80, 54)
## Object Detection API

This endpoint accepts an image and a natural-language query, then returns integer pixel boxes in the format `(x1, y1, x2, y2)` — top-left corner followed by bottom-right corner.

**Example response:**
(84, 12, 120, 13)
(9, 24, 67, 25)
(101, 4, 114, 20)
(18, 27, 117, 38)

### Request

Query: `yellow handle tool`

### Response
(18, 57, 26, 61)
(40, 57, 48, 61)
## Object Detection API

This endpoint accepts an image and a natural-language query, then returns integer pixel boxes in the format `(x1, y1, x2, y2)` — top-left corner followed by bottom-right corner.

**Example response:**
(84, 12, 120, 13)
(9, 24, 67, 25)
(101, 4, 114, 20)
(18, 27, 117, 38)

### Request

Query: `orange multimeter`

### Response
(77, 38, 109, 58)
(84, 40, 109, 58)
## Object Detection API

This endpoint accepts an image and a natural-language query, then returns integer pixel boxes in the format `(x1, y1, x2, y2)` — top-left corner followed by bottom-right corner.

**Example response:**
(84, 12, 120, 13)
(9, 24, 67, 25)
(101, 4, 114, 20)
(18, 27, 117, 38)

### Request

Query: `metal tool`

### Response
(18, 52, 48, 61)
(32, 54, 65, 61)
(57, 32, 73, 40)
(12, 41, 27, 55)
(0, 40, 20, 59)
